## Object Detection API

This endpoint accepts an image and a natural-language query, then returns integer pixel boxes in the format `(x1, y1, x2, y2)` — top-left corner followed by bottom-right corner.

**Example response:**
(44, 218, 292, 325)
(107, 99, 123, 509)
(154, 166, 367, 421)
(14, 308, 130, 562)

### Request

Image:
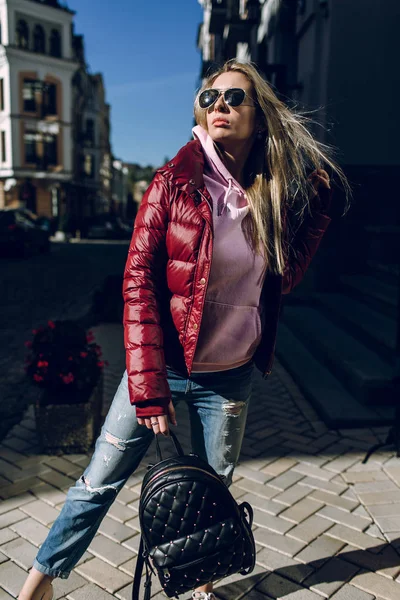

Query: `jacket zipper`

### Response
(142, 465, 222, 498)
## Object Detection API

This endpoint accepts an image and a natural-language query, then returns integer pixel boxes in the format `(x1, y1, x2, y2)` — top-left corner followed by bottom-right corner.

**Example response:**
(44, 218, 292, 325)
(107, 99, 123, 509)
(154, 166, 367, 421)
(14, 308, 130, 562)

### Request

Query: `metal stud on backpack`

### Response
(132, 431, 256, 599)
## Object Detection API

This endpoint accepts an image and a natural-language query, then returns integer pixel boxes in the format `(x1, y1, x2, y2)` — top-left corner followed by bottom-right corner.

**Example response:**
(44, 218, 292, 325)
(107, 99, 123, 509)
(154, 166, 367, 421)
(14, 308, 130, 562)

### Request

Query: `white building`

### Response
(0, 0, 77, 217)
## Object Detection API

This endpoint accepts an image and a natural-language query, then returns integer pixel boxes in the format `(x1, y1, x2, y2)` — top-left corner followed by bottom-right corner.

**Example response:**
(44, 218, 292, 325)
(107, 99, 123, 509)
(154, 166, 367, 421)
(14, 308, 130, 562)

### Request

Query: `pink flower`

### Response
(24, 341, 32, 348)
(61, 372, 75, 384)
(33, 374, 44, 382)
(48, 320, 55, 329)
(80, 351, 88, 358)
(97, 361, 105, 368)
(37, 360, 49, 368)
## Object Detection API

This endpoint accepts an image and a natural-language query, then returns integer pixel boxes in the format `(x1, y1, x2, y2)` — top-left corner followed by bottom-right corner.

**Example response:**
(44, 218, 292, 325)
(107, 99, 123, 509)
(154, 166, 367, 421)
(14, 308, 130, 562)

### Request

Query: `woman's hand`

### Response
(136, 400, 177, 436)
(308, 169, 331, 196)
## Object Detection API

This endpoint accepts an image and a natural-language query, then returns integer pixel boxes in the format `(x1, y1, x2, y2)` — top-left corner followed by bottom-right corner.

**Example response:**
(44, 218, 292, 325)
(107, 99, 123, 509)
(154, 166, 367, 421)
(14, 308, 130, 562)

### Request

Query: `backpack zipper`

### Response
(142, 465, 223, 498)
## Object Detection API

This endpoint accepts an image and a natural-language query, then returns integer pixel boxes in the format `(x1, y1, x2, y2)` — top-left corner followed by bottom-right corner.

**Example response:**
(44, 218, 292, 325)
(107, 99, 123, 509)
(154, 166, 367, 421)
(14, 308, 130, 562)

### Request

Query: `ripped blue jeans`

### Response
(34, 361, 253, 578)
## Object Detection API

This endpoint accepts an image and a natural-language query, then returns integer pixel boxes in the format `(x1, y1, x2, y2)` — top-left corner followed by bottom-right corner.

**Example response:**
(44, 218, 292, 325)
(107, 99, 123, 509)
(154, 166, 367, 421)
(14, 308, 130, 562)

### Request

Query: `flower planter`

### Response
(35, 374, 103, 454)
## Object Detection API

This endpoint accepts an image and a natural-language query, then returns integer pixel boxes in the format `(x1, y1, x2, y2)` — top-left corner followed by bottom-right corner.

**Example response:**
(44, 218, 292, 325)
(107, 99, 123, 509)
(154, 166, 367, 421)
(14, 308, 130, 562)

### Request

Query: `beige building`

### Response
(0, 0, 77, 218)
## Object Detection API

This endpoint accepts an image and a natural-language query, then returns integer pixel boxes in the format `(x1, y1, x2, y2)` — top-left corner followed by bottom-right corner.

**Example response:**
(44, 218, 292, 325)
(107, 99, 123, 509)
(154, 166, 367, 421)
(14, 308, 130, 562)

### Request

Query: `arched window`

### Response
(49, 29, 61, 58)
(16, 20, 29, 50)
(33, 25, 45, 53)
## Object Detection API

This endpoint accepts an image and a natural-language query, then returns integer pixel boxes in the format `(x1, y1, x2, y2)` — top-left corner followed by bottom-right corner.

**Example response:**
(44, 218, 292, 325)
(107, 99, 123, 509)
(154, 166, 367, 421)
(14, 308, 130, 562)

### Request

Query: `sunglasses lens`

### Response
(225, 88, 246, 106)
(199, 89, 219, 108)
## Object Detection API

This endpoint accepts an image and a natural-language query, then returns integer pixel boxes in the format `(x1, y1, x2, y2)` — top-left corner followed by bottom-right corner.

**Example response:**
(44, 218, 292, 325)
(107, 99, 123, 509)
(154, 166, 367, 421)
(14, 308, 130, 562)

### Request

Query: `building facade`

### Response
(0, 0, 77, 220)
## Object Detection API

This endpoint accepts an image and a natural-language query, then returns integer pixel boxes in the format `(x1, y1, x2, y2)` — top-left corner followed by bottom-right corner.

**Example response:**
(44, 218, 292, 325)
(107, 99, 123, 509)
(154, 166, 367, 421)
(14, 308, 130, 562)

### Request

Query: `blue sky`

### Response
(71, 0, 203, 167)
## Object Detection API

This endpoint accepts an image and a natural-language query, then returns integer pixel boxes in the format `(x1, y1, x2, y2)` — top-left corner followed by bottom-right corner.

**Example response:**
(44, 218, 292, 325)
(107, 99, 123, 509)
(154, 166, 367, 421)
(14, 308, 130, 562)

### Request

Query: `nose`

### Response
(213, 93, 229, 113)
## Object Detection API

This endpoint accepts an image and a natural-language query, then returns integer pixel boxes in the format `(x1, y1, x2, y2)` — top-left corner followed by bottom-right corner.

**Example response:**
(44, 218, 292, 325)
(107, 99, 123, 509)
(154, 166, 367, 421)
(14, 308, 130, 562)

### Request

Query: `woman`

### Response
(19, 60, 348, 600)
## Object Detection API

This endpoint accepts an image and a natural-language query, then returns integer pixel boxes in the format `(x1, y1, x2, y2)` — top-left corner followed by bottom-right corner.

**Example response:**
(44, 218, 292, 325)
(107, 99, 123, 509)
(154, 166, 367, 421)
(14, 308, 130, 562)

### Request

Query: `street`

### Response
(0, 241, 130, 438)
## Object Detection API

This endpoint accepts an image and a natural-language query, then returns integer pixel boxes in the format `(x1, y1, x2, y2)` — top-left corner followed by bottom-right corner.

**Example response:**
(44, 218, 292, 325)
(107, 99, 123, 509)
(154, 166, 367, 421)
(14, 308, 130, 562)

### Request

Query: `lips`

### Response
(212, 118, 229, 126)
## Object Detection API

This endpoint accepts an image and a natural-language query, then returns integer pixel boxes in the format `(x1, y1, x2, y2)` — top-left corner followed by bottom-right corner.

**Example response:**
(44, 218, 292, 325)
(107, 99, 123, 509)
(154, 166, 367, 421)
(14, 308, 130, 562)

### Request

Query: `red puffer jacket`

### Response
(123, 139, 331, 418)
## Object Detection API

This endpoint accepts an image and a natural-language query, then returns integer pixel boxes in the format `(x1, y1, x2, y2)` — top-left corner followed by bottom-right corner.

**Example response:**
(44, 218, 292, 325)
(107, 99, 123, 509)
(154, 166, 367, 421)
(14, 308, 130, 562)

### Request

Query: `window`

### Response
(16, 20, 29, 49)
(44, 134, 58, 166)
(24, 132, 38, 163)
(84, 154, 94, 178)
(23, 79, 38, 112)
(49, 29, 61, 58)
(1, 131, 6, 162)
(85, 118, 94, 144)
(0, 79, 4, 111)
(43, 83, 57, 116)
(33, 25, 45, 53)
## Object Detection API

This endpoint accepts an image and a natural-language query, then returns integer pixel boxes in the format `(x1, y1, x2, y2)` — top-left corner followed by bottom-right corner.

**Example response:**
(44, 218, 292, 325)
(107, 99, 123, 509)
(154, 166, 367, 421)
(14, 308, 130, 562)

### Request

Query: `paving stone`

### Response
(98, 517, 135, 543)
(309, 490, 358, 512)
(356, 491, 400, 505)
(0, 494, 35, 515)
(330, 585, 374, 600)
(0, 588, 14, 600)
(212, 565, 267, 599)
(33, 483, 67, 507)
(228, 484, 247, 500)
(353, 481, 399, 494)
(280, 497, 324, 524)
(234, 466, 271, 484)
(364, 524, 385, 540)
(0, 509, 27, 528)
(107, 503, 136, 523)
(298, 476, 347, 495)
(268, 471, 304, 491)
(318, 505, 371, 531)
(121, 534, 141, 554)
(323, 454, 364, 473)
(66, 583, 115, 600)
(303, 557, 359, 597)
(125, 515, 141, 532)
(352, 506, 370, 520)
(0, 560, 29, 596)
(287, 514, 333, 544)
(0, 478, 45, 499)
(367, 503, 400, 518)
(295, 536, 345, 565)
(254, 529, 306, 557)
(256, 547, 314, 583)
(238, 493, 286, 516)
(338, 543, 400, 580)
(52, 572, 87, 600)
(39, 471, 75, 490)
(252, 509, 294, 534)
(351, 571, 400, 600)
(384, 467, 400, 487)
(235, 479, 281, 500)
(87, 535, 135, 567)
(292, 463, 334, 482)
(325, 524, 383, 552)
(1, 537, 38, 570)
(10, 517, 49, 547)
(374, 515, 400, 533)
(43, 457, 80, 477)
(0, 551, 7, 564)
(0, 528, 18, 545)
(272, 484, 311, 507)
(75, 557, 131, 594)
(342, 471, 390, 484)
(20, 499, 60, 525)
(115, 488, 139, 506)
(261, 457, 298, 477)
(256, 572, 322, 599)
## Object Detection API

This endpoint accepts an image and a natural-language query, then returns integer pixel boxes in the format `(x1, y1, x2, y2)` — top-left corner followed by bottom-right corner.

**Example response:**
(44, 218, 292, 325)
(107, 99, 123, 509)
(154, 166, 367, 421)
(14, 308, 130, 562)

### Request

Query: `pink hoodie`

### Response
(191, 125, 266, 372)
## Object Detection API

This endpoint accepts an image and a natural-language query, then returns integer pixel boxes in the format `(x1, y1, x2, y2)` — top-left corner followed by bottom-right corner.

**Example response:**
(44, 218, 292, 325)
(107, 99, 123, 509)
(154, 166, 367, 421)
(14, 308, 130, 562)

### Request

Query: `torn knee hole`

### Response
(222, 400, 246, 417)
(81, 475, 117, 494)
(105, 431, 126, 451)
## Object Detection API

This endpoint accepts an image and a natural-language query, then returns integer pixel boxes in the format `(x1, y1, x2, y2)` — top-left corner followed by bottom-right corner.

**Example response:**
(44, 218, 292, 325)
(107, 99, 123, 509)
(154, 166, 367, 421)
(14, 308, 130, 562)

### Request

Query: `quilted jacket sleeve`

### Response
(282, 184, 332, 295)
(123, 173, 171, 418)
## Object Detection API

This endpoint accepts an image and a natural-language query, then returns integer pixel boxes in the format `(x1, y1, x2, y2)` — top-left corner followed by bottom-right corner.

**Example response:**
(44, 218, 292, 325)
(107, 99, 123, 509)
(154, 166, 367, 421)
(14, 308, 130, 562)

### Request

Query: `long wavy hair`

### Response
(194, 60, 350, 275)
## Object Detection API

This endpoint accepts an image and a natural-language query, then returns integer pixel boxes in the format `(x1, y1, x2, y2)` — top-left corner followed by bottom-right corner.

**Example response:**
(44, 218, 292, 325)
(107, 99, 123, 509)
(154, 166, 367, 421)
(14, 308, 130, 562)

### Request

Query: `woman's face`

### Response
(205, 71, 258, 146)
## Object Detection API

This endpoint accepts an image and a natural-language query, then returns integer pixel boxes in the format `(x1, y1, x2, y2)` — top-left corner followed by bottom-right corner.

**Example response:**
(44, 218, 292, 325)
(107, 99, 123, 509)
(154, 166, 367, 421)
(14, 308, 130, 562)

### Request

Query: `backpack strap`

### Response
(132, 535, 152, 600)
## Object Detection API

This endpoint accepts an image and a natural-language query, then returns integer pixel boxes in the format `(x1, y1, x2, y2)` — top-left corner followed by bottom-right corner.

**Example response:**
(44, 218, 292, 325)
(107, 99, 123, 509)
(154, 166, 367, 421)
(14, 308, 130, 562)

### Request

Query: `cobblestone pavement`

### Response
(1, 323, 400, 600)
(0, 241, 129, 436)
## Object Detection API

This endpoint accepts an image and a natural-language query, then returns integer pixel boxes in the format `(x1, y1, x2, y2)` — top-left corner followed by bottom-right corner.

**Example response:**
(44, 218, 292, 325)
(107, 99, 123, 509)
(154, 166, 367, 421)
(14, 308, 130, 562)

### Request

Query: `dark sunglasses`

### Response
(198, 87, 258, 109)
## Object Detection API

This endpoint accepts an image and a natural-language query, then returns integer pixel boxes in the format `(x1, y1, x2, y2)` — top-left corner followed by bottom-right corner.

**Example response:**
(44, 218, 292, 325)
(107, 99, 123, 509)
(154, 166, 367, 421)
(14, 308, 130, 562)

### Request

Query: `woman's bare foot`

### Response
(18, 567, 54, 600)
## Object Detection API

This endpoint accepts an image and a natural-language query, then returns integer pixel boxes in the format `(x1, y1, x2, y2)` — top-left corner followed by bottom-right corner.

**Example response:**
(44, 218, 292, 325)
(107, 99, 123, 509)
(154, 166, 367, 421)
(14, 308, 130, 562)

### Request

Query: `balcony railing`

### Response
(28, 0, 74, 13)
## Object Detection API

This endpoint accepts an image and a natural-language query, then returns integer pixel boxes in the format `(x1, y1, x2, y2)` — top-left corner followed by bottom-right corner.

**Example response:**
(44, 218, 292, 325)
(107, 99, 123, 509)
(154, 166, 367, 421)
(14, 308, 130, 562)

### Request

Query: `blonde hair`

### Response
(194, 60, 350, 275)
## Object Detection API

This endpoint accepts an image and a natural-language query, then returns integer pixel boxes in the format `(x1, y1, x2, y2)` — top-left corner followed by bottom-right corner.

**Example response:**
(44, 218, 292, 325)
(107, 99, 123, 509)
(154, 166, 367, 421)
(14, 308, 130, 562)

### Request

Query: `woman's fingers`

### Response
(167, 400, 177, 426)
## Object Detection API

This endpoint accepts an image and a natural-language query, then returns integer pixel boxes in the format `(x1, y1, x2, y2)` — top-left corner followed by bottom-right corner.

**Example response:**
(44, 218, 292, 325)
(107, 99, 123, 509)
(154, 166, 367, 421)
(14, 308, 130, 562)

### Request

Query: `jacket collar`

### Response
(157, 139, 205, 194)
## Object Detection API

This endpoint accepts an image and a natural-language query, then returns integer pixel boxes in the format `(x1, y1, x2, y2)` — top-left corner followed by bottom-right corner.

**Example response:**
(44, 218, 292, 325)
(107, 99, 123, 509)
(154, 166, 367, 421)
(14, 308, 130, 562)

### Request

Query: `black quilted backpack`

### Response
(132, 432, 256, 599)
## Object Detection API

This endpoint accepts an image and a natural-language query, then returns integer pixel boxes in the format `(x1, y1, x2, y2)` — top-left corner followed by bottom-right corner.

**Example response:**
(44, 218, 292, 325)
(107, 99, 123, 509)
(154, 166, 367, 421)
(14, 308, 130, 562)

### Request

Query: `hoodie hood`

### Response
(192, 125, 248, 218)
